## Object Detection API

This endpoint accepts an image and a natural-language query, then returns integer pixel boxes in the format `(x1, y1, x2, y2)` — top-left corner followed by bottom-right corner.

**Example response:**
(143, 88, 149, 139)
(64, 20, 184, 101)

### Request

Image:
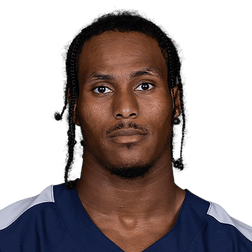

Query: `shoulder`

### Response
(0, 185, 55, 231)
(186, 191, 252, 251)
(0, 184, 82, 251)
(206, 201, 252, 243)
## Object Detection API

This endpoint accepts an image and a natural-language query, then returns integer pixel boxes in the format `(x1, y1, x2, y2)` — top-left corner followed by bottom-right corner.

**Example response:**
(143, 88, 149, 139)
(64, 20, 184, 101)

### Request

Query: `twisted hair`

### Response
(55, 11, 186, 189)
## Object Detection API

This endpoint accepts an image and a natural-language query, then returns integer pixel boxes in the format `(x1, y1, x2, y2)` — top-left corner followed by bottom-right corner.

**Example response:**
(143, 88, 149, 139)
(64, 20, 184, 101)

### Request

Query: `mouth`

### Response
(108, 129, 147, 137)
(109, 135, 147, 144)
(107, 129, 148, 144)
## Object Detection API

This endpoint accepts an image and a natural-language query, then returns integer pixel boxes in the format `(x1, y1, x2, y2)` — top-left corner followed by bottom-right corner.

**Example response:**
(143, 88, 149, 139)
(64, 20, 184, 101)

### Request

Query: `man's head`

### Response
(55, 11, 186, 189)
(75, 31, 176, 180)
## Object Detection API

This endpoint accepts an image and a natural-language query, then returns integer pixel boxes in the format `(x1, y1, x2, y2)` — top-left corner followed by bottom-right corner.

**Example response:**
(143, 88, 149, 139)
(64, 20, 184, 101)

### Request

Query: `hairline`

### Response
(75, 30, 170, 89)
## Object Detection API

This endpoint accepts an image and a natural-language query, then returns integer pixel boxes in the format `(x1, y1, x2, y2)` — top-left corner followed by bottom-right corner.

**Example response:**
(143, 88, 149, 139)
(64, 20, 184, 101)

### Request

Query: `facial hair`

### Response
(105, 161, 154, 180)
(105, 153, 156, 180)
(103, 133, 172, 180)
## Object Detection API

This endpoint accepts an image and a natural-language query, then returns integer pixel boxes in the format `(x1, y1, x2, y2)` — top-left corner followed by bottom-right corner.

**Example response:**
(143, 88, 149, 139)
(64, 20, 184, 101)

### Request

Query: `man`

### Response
(0, 11, 251, 252)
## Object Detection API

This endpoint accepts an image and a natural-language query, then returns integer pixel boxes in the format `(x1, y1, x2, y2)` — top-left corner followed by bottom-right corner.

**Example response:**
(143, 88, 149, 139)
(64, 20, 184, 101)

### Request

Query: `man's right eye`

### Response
(93, 86, 112, 94)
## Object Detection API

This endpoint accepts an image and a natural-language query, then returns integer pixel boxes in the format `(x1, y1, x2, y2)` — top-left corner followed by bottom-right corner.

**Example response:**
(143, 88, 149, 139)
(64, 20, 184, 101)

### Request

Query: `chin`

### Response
(104, 158, 156, 180)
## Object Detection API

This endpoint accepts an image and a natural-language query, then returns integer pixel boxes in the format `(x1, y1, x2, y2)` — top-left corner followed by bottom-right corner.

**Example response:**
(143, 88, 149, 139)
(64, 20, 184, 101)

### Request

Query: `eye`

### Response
(135, 82, 154, 91)
(93, 86, 112, 94)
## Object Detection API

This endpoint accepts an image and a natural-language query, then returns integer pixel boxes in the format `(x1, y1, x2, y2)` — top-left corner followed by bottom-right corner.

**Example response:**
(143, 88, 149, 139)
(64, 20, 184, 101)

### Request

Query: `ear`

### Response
(67, 92, 80, 126)
(170, 85, 181, 118)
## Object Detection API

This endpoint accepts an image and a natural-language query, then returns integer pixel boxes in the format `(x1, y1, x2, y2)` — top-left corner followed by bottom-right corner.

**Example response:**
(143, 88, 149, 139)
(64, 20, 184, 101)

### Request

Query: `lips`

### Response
(107, 129, 147, 138)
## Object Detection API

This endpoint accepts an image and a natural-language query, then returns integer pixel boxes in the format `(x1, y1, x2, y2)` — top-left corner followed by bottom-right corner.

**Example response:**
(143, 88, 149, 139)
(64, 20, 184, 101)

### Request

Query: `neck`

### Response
(76, 148, 185, 221)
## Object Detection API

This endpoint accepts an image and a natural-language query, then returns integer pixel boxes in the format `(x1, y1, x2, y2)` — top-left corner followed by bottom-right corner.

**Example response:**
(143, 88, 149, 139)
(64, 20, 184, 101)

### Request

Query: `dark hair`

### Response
(55, 10, 186, 189)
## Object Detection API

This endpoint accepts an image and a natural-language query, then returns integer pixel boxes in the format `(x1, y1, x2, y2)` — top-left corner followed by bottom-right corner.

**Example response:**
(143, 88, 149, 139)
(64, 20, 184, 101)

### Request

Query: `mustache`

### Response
(105, 121, 149, 136)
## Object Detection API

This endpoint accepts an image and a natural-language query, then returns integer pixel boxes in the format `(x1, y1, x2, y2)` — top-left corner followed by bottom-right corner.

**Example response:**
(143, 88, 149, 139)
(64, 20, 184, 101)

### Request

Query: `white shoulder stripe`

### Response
(207, 202, 252, 242)
(0, 185, 54, 230)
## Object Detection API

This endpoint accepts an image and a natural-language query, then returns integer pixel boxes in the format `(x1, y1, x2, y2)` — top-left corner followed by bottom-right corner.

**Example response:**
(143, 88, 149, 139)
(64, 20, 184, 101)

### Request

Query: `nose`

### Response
(113, 91, 139, 119)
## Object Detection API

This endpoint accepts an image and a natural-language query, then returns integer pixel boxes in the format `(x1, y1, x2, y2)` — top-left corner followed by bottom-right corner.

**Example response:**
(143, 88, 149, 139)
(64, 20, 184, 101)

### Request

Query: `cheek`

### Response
(143, 97, 173, 147)
(145, 95, 173, 129)
(78, 101, 106, 140)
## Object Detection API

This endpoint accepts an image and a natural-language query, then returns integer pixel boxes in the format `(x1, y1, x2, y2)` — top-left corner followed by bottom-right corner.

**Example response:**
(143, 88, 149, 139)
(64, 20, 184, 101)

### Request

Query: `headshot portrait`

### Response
(0, 1, 251, 251)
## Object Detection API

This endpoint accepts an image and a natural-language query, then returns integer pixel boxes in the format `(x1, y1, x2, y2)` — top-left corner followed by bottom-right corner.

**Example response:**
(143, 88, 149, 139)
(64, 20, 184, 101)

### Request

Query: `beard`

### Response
(104, 160, 155, 180)
(102, 141, 167, 180)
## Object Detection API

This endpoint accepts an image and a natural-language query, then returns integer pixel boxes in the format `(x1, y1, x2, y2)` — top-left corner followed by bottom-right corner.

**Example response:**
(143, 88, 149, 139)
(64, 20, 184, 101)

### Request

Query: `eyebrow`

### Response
(87, 67, 161, 82)
(130, 67, 161, 78)
(89, 73, 115, 81)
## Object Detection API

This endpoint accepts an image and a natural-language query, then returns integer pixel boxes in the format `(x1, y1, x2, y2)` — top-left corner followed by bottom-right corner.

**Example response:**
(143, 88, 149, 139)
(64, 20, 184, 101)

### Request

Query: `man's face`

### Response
(75, 31, 174, 178)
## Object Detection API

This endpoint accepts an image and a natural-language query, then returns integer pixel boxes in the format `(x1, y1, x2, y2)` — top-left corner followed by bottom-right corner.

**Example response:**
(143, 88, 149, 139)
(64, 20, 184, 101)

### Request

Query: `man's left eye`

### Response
(135, 83, 154, 91)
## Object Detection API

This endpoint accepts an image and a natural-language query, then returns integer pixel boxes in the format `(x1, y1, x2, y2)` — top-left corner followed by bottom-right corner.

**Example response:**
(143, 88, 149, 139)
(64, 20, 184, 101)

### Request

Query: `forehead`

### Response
(78, 31, 167, 82)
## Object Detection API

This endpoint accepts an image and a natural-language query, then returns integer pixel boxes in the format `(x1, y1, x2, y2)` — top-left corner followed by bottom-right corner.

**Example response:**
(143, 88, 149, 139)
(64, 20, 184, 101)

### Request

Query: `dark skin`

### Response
(72, 31, 185, 252)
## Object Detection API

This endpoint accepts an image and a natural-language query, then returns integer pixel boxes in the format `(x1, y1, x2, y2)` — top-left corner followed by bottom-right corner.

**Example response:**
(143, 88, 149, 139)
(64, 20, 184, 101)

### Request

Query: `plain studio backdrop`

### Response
(0, 1, 251, 226)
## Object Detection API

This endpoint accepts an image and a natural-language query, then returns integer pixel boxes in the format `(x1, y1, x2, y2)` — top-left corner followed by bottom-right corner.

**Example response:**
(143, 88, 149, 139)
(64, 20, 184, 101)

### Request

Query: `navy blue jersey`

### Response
(0, 183, 252, 251)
